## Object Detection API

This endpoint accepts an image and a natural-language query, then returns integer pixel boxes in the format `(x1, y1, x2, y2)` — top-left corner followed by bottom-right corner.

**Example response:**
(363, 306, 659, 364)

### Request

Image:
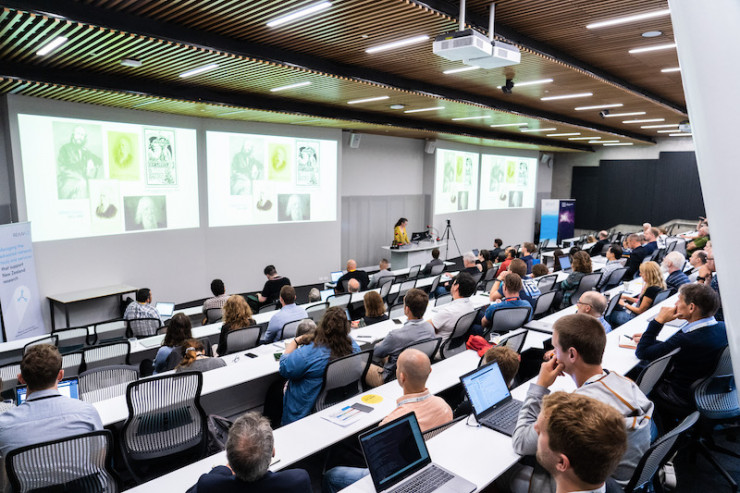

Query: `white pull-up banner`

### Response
(0, 222, 46, 341)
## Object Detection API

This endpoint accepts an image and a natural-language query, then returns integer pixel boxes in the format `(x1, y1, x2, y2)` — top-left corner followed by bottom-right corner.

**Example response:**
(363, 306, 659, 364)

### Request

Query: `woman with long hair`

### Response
(359, 291, 388, 327)
(279, 307, 360, 425)
(154, 313, 192, 374)
(217, 295, 255, 356)
(393, 217, 409, 246)
(610, 261, 666, 327)
(558, 251, 592, 308)
(477, 249, 493, 274)
(176, 338, 226, 373)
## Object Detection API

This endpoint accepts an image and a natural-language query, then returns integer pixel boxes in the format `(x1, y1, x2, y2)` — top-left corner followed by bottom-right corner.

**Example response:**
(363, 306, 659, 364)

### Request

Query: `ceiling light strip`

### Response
(36, 36, 68, 56)
(267, 2, 332, 27)
(489, 123, 528, 128)
(180, 63, 219, 78)
(451, 115, 491, 121)
(587, 9, 671, 29)
(547, 133, 581, 137)
(347, 96, 389, 104)
(629, 43, 677, 54)
(521, 127, 557, 133)
(541, 92, 593, 101)
(604, 111, 646, 118)
(404, 106, 445, 113)
(514, 78, 554, 87)
(623, 118, 665, 124)
(661, 67, 681, 73)
(641, 124, 678, 129)
(575, 103, 623, 111)
(270, 81, 312, 92)
(603, 142, 634, 146)
(366, 35, 429, 54)
(443, 66, 480, 74)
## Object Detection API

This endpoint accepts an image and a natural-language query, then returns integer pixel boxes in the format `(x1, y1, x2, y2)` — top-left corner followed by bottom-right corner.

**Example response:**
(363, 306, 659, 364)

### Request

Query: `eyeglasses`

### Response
(576, 301, 592, 308)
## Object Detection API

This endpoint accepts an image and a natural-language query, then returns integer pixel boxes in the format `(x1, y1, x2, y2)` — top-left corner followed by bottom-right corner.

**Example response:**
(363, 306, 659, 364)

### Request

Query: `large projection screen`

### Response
(207, 130, 338, 226)
(434, 148, 479, 215)
(16, 114, 199, 242)
(480, 154, 538, 209)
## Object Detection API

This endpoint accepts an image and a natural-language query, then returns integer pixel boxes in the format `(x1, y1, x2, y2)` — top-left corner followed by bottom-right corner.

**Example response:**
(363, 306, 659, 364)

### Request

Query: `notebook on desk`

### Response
(460, 362, 523, 436)
(359, 413, 476, 493)
(16, 377, 79, 405)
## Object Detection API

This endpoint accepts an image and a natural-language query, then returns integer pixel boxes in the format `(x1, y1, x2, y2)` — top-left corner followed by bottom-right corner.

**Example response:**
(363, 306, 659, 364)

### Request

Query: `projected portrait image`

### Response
(443, 161, 455, 192)
(278, 193, 310, 222)
(54, 121, 104, 200)
(89, 180, 123, 235)
(489, 164, 504, 192)
(509, 190, 523, 208)
(145, 129, 177, 185)
(268, 142, 292, 181)
(464, 158, 473, 186)
(124, 195, 167, 231)
(108, 131, 139, 181)
(296, 141, 320, 186)
(517, 161, 529, 187)
(230, 137, 264, 195)
(457, 191, 469, 211)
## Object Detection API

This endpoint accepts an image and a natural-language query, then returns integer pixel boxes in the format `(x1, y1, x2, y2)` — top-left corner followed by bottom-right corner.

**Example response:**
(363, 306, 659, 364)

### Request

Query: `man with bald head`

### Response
(589, 230, 610, 257)
(576, 291, 612, 333)
(336, 259, 370, 293)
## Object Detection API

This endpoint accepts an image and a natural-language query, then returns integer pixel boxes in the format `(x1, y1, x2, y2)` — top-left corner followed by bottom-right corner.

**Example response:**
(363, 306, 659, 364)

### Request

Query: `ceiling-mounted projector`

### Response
(465, 40, 521, 69)
(433, 29, 492, 61)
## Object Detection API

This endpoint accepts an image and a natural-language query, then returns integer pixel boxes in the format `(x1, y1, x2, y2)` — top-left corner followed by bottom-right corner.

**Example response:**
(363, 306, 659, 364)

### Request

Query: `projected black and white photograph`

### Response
(464, 157, 473, 186)
(278, 193, 310, 222)
(442, 160, 455, 193)
(517, 161, 529, 187)
(457, 191, 469, 211)
(509, 190, 523, 208)
(268, 142, 292, 182)
(489, 163, 504, 192)
(123, 195, 168, 231)
(54, 121, 104, 200)
(230, 136, 264, 195)
(296, 141, 320, 186)
(108, 131, 139, 181)
(256, 191, 274, 211)
(145, 129, 177, 185)
(89, 181, 122, 235)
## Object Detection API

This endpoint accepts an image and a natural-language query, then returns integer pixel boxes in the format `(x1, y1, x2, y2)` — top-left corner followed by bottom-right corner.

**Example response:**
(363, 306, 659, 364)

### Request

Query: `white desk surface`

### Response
(381, 241, 446, 253)
(47, 284, 138, 304)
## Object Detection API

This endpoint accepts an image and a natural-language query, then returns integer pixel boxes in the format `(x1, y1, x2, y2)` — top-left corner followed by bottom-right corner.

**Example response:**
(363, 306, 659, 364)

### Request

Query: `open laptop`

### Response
(155, 301, 175, 318)
(557, 254, 572, 273)
(472, 249, 479, 256)
(16, 377, 80, 405)
(359, 413, 476, 493)
(330, 271, 344, 283)
(320, 288, 334, 302)
(459, 362, 523, 436)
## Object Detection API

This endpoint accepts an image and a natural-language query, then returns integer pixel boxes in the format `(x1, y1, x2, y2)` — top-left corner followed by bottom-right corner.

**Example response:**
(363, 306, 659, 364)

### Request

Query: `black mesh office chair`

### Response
(313, 349, 373, 411)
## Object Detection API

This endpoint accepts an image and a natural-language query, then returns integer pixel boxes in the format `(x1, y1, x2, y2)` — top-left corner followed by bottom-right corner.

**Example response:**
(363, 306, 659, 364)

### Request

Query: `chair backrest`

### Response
(281, 319, 308, 340)
(306, 302, 329, 323)
(532, 290, 557, 319)
(52, 326, 90, 351)
(483, 267, 497, 282)
(469, 271, 483, 284)
(481, 279, 496, 293)
(693, 346, 737, 420)
(327, 293, 351, 309)
(625, 412, 699, 493)
(604, 292, 622, 318)
(93, 319, 127, 344)
(341, 280, 350, 292)
(122, 372, 207, 463)
(0, 362, 21, 393)
(570, 272, 602, 305)
(652, 289, 672, 306)
(488, 306, 532, 337)
(314, 349, 373, 411)
(422, 416, 465, 441)
(429, 263, 446, 276)
(429, 275, 442, 295)
(498, 328, 529, 354)
(636, 348, 680, 396)
(400, 337, 442, 363)
(601, 267, 629, 291)
(439, 310, 477, 359)
(23, 335, 58, 354)
(126, 317, 162, 338)
(435, 293, 452, 306)
(258, 303, 277, 314)
(205, 308, 223, 324)
(6, 430, 119, 493)
(408, 265, 421, 280)
(79, 365, 139, 403)
(536, 274, 559, 293)
(83, 342, 130, 371)
(223, 326, 261, 354)
(62, 351, 84, 378)
(388, 302, 406, 319)
(379, 277, 394, 301)
(388, 279, 416, 306)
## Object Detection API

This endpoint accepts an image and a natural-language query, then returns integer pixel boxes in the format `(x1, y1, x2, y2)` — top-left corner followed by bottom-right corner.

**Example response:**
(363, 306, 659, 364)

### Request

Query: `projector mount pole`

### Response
(440, 219, 462, 260)
(459, 0, 466, 30)
(489, 3, 495, 41)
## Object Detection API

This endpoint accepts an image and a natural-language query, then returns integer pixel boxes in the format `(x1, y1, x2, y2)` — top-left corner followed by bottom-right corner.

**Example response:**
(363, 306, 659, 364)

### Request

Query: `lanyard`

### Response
(397, 392, 432, 407)
(26, 394, 62, 403)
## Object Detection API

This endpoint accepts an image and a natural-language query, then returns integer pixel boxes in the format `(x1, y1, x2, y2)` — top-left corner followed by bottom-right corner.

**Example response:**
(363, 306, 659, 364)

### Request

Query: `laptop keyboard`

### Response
(390, 465, 453, 493)
(481, 400, 523, 434)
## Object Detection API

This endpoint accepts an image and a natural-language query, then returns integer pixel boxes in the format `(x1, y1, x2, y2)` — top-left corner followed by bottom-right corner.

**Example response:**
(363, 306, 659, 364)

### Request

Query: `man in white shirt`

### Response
(428, 272, 475, 342)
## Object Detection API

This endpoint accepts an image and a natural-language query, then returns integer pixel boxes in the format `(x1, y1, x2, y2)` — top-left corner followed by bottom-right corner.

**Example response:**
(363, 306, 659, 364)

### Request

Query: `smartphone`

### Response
(393, 318, 403, 325)
(245, 352, 258, 358)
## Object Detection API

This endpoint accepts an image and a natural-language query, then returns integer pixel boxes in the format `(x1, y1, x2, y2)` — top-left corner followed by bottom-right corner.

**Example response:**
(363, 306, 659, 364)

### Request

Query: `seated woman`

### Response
(359, 291, 388, 327)
(477, 249, 493, 274)
(552, 248, 565, 272)
(217, 295, 256, 356)
(153, 313, 192, 374)
(176, 338, 226, 373)
(609, 261, 665, 328)
(532, 263, 550, 278)
(558, 251, 592, 309)
(279, 307, 361, 425)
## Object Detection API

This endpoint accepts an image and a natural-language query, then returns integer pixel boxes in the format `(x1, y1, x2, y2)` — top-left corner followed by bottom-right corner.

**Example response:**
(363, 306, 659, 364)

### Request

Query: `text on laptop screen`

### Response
(361, 414, 430, 488)
(558, 255, 571, 270)
(461, 362, 511, 416)
(330, 271, 343, 283)
(16, 378, 79, 405)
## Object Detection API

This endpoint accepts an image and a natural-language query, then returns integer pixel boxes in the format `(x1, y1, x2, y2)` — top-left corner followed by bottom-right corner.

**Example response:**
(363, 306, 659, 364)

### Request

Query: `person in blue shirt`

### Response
(575, 291, 612, 333)
(481, 273, 532, 332)
(520, 242, 536, 275)
(662, 251, 690, 295)
(261, 285, 308, 344)
(489, 258, 541, 305)
(279, 307, 361, 425)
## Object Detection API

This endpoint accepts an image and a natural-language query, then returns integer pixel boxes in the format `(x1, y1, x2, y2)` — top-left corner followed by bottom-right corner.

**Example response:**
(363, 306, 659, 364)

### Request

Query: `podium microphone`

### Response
(426, 225, 440, 241)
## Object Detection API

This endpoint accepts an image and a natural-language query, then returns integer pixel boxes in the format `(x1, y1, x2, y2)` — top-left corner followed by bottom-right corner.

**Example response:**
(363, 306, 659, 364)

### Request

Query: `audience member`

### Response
(279, 307, 360, 425)
(202, 279, 228, 324)
(481, 273, 532, 331)
(596, 245, 624, 289)
(262, 286, 308, 344)
(154, 312, 192, 373)
(491, 238, 504, 261)
(634, 283, 728, 415)
(490, 258, 541, 305)
(295, 319, 317, 339)
(188, 412, 311, 492)
(347, 278, 360, 293)
(176, 339, 226, 373)
(422, 249, 444, 276)
(642, 222, 652, 234)
(495, 247, 516, 277)
(476, 249, 493, 274)
(365, 289, 434, 386)
(307, 288, 321, 303)
(0, 345, 103, 459)
(510, 314, 653, 491)
(552, 249, 565, 272)
(576, 291, 612, 333)
(663, 251, 690, 294)
(688, 250, 707, 274)
(534, 392, 627, 493)
(589, 230, 610, 257)
(558, 251, 592, 308)
(482, 345, 521, 386)
(358, 291, 388, 327)
(434, 251, 478, 297)
(610, 261, 665, 327)
(336, 260, 370, 293)
(217, 295, 256, 356)
(251, 265, 291, 310)
(531, 263, 549, 278)
(123, 287, 162, 337)
(428, 272, 475, 342)
(623, 233, 653, 279)
(369, 258, 393, 288)
(520, 242, 536, 274)
(686, 225, 710, 253)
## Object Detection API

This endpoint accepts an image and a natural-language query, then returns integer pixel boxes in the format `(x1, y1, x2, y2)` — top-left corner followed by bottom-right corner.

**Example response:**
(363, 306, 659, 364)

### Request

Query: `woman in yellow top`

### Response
(393, 217, 409, 245)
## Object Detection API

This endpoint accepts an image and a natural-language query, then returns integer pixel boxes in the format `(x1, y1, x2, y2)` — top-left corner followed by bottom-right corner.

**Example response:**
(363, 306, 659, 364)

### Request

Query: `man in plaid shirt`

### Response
(123, 288, 162, 337)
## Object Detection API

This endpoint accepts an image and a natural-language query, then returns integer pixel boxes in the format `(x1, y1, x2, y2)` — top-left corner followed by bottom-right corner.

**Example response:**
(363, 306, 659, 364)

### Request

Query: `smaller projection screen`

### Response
(17, 114, 199, 242)
(479, 154, 538, 209)
(207, 130, 338, 227)
(434, 148, 479, 215)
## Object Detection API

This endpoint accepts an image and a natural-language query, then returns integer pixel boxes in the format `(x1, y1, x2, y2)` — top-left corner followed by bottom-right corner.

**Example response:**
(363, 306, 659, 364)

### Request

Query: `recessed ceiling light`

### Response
(661, 67, 681, 73)
(443, 66, 480, 75)
(489, 123, 528, 128)
(521, 127, 557, 133)
(547, 133, 581, 137)
(641, 124, 678, 129)
(623, 118, 665, 124)
(36, 36, 68, 56)
(593, 140, 620, 144)
(120, 58, 143, 68)
(575, 103, 623, 111)
(604, 111, 646, 118)
(669, 133, 693, 137)
(218, 110, 247, 117)
(629, 43, 677, 54)
(347, 96, 390, 104)
(603, 142, 634, 146)
(404, 106, 445, 113)
(586, 9, 670, 29)
(569, 136, 600, 140)
(513, 78, 554, 87)
(657, 129, 677, 133)
(366, 35, 429, 54)
(642, 30, 663, 38)
(361, 34, 369, 39)
(267, 1, 331, 27)
(451, 115, 491, 121)
(541, 93, 593, 101)
(270, 81, 312, 92)
(180, 63, 219, 78)
(390, 104, 405, 110)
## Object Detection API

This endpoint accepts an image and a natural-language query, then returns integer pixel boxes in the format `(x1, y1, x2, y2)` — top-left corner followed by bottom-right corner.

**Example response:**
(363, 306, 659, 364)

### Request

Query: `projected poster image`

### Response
(17, 114, 199, 242)
(230, 136, 264, 196)
(296, 141, 320, 186)
(434, 149, 479, 215)
(268, 142, 292, 182)
(479, 154, 538, 210)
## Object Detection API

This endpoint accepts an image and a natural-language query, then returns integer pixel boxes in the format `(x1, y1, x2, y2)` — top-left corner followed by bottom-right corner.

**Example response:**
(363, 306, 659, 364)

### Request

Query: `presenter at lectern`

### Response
(393, 217, 410, 246)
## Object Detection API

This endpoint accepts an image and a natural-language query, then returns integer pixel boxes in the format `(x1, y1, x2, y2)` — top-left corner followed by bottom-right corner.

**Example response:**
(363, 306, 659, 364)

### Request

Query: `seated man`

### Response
(454, 345, 520, 418)
(202, 278, 228, 323)
(480, 273, 532, 332)
(0, 344, 103, 458)
(489, 258, 541, 305)
(535, 392, 627, 493)
(589, 230, 610, 257)
(323, 349, 453, 493)
(510, 314, 653, 492)
(634, 283, 728, 414)
(491, 238, 504, 261)
(623, 233, 651, 279)
(433, 251, 478, 297)
(422, 248, 444, 276)
(688, 250, 707, 276)
(520, 242, 536, 275)
(365, 289, 434, 387)
(346, 279, 363, 320)
(188, 412, 310, 493)
(596, 245, 624, 289)
(347, 278, 360, 293)
(662, 251, 690, 295)
(495, 247, 517, 277)
(428, 272, 476, 342)
(368, 258, 393, 288)
(261, 286, 308, 344)
(123, 287, 162, 337)
(336, 259, 369, 293)
(251, 265, 291, 310)
(686, 225, 710, 253)
(576, 291, 612, 333)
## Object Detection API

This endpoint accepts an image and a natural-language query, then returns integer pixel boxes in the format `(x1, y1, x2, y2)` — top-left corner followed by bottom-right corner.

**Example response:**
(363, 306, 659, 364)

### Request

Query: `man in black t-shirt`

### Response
(249, 265, 291, 310)
(335, 259, 370, 293)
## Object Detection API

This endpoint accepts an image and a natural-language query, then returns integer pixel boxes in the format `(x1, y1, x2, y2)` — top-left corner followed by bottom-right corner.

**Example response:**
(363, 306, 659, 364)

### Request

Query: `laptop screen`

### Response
(156, 302, 175, 317)
(557, 254, 571, 270)
(320, 289, 334, 302)
(472, 249, 479, 256)
(360, 413, 431, 492)
(460, 362, 511, 417)
(16, 377, 80, 405)
(330, 271, 343, 283)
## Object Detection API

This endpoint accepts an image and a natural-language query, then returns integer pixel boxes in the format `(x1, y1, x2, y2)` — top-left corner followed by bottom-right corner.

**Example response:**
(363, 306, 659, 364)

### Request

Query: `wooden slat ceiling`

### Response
(0, 1, 690, 151)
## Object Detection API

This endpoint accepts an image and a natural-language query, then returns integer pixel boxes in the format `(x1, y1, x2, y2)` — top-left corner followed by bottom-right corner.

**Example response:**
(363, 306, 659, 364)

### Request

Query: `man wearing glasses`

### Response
(575, 291, 612, 333)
